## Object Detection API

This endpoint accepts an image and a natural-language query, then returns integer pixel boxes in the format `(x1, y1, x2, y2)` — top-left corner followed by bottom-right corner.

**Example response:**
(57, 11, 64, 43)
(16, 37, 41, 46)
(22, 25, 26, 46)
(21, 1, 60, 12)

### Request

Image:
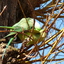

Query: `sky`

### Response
(33, 0, 64, 64)
(14, 0, 64, 64)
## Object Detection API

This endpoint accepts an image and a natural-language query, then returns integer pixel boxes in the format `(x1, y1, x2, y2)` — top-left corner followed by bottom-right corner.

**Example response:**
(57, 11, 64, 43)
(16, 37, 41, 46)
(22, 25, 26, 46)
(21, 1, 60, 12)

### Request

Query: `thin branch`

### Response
(0, 5, 7, 16)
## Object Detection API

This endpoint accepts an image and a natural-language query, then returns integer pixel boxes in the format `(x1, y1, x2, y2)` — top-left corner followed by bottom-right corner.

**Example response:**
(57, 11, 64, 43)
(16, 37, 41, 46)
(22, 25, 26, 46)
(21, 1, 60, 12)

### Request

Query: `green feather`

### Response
(2, 37, 14, 59)
(2, 18, 46, 59)
(0, 26, 14, 29)
(4, 18, 41, 38)
(26, 29, 47, 46)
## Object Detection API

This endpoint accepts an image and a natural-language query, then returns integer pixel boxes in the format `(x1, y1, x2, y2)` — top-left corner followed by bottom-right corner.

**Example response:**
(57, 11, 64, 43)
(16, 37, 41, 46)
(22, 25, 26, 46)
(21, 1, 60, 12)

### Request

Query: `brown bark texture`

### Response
(0, 0, 42, 38)
(0, 0, 42, 64)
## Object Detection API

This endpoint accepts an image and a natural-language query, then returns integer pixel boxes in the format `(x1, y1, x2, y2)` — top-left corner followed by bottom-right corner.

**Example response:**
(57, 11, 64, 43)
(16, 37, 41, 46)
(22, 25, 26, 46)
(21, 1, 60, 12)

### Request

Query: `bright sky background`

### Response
(14, 0, 64, 64)
(33, 0, 64, 64)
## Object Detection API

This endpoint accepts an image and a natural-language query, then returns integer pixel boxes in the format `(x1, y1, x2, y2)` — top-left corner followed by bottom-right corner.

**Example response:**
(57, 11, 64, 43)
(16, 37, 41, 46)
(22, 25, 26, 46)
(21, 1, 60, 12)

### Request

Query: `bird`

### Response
(0, 18, 48, 59)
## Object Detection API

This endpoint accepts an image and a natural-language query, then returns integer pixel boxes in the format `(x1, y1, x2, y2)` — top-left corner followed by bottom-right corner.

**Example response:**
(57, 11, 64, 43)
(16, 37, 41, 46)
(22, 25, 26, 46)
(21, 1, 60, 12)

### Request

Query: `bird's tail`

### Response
(0, 26, 14, 29)
(2, 37, 14, 60)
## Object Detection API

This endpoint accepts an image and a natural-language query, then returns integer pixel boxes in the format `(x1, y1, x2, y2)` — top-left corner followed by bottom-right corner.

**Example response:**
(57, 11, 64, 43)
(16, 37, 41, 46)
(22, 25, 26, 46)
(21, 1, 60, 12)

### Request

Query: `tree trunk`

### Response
(0, 0, 42, 38)
(0, 0, 42, 63)
(0, 0, 17, 38)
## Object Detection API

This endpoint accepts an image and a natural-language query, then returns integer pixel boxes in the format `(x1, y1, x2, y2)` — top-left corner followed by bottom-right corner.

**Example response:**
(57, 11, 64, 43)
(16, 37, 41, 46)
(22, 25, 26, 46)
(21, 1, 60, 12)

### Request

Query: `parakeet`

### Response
(1, 18, 41, 37)
(0, 18, 48, 59)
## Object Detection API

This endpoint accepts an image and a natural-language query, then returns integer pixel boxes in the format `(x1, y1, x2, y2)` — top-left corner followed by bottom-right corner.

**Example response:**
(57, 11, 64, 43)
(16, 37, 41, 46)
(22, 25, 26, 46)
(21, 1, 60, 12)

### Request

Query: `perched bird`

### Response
(0, 18, 48, 59)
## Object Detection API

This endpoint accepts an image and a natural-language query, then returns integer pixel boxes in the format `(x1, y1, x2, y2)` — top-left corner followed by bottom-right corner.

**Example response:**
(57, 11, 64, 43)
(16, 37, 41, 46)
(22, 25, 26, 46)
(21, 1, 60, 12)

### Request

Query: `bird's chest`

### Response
(18, 32, 40, 44)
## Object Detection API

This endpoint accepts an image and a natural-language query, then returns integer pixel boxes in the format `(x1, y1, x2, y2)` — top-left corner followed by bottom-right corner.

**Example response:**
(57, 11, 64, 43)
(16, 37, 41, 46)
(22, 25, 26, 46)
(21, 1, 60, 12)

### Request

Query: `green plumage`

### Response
(0, 18, 47, 59)
(3, 18, 41, 38)
(18, 29, 47, 46)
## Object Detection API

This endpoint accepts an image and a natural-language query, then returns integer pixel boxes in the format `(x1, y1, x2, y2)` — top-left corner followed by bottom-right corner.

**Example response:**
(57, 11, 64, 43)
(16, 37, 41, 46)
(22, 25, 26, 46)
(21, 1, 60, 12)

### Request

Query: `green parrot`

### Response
(0, 18, 48, 59)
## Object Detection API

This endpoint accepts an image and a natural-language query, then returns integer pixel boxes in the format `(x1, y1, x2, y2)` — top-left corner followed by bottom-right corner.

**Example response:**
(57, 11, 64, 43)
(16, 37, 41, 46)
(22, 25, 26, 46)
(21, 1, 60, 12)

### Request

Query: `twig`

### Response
(52, 0, 60, 14)
(22, 46, 37, 60)
(17, 0, 26, 18)
(47, 7, 64, 29)
(23, 52, 38, 59)
(0, 5, 7, 16)
(41, 29, 64, 64)
(39, 28, 63, 47)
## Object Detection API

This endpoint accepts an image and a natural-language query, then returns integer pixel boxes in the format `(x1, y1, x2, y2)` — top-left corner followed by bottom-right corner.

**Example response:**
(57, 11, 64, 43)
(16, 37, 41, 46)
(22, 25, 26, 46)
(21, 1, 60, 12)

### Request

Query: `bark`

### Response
(0, 0, 42, 38)
(0, 0, 17, 38)
(0, 0, 42, 63)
